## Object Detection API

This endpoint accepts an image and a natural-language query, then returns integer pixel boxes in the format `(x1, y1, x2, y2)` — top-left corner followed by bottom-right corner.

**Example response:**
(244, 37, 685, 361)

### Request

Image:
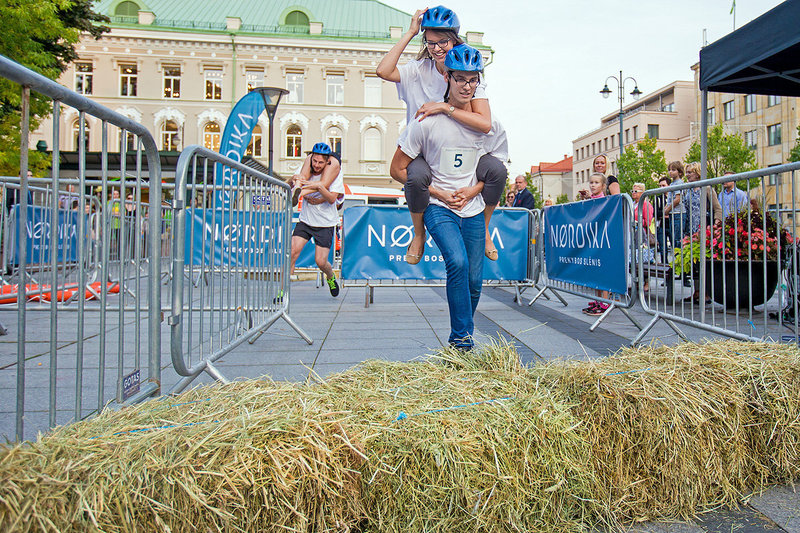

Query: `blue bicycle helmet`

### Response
(310, 142, 332, 156)
(421, 6, 460, 33)
(444, 44, 484, 72)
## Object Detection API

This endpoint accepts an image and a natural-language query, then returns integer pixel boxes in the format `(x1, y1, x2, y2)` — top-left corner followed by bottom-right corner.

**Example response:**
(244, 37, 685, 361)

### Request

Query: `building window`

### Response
(286, 125, 302, 158)
(160, 120, 179, 151)
(163, 65, 181, 99)
(767, 123, 782, 146)
(604, 138, 608, 151)
(633, 125, 638, 141)
(364, 76, 381, 107)
(204, 68, 223, 100)
(706, 107, 716, 125)
(744, 94, 756, 114)
(326, 127, 342, 155)
(284, 10, 309, 27)
(115, 1, 139, 16)
(246, 125, 262, 157)
(647, 124, 659, 139)
(203, 122, 220, 152)
(120, 131, 137, 153)
(286, 72, 304, 104)
(745, 129, 757, 150)
(768, 165, 779, 186)
(327, 73, 344, 106)
(610, 136, 614, 148)
(120, 63, 137, 97)
(72, 119, 90, 151)
(246, 69, 264, 91)
(661, 103, 675, 112)
(363, 127, 381, 161)
(625, 129, 630, 144)
(768, 95, 781, 107)
(723, 100, 735, 121)
(75, 63, 93, 95)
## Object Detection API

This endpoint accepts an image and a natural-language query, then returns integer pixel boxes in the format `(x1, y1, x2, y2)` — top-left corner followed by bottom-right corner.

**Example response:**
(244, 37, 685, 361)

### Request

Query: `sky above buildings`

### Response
(382, 0, 784, 176)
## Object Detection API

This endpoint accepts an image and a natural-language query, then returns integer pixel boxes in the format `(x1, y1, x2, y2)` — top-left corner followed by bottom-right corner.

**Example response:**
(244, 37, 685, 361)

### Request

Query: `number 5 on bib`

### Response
(439, 148, 477, 176)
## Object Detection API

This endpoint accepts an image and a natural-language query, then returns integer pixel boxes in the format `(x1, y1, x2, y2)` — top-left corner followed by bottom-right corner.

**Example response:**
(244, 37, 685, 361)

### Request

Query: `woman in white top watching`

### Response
(376, 5, 506, 264)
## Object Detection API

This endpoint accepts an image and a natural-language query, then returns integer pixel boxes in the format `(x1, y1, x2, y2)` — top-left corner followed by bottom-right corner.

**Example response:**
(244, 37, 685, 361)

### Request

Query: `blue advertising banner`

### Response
(543, 195, 628, 294)
(10, 206, 83, 265)
(341, 205, 529, 281)
(215, 91, 264, 208)
(185, 208, 289, 266)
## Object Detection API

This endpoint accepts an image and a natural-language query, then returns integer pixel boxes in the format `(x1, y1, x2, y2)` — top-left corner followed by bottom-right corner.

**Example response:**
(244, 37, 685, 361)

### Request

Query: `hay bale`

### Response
(1, 340, 800, 532)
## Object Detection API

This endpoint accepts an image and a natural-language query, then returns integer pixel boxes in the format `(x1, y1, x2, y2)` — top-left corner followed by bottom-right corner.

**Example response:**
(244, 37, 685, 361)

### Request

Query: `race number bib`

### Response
(439, 148, 478, 177)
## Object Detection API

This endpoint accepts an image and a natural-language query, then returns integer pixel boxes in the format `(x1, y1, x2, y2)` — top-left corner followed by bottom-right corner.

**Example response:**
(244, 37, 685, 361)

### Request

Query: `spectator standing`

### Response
(718, 171, 749, 220)
(662, 161, 686, 252)
(653, 175, 671, 262)
(682, 162, 723, 238)
(592, 154, 619, 195)
(512, 175, 536, 209)
(504, 190, 515, 207)
(631, 182, 655, 292)
(581, 173, 610, 315)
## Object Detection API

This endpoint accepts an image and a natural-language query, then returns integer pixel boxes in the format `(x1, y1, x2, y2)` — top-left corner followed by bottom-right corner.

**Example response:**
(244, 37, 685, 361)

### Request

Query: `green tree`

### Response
(0, 0, 109, 175)
(789, 125, 800, 163)
(684, 123, 756, 179)
(615, 136, 666, 193)
(556, 193, 569, 204)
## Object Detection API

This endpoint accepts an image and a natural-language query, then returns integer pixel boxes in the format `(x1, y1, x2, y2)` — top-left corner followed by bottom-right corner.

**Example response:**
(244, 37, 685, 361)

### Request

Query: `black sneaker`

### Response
(272, 290, 283, 304)
(326, 277, 339, 297)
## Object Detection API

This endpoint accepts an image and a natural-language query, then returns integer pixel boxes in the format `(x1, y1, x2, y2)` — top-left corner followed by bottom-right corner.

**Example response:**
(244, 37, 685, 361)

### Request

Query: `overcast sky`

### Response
(382, 0, 784, 176)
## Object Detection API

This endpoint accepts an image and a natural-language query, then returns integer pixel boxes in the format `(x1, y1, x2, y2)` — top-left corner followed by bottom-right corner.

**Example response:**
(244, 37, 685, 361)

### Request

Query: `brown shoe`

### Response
(406, 242, 424, 265)
(485, 247, 498, 261)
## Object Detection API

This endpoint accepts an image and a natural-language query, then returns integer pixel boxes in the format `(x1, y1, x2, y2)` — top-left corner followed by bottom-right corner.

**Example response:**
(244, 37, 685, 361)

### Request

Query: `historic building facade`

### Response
(33, 0, 491, 188)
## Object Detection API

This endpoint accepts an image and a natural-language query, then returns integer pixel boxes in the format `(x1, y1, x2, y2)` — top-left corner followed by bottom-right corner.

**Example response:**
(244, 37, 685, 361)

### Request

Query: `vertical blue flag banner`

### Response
(10, 206, 84, 265)
(341, 205, 529, 281)
(214, 91, 265, 208)
(184, 208, 289, 266)
(543, 195, 628, 294)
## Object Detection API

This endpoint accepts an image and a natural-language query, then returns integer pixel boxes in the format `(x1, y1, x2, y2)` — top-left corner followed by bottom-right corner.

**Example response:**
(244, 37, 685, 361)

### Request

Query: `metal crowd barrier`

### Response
(634, 162, 800, 345)
(0, 54, 163, 442)
(340, 206, 537, 308)
(169, 145, 312, 393)
(529, 194, 644, 332)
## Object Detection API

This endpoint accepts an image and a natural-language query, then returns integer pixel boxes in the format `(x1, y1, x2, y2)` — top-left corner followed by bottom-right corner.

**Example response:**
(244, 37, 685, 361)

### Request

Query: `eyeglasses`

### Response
(452, 76, 480, 87)
(424, 38, 451, 50)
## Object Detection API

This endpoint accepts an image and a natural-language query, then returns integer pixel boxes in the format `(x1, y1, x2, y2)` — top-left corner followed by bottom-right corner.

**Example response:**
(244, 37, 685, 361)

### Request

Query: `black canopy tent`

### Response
(693, 1, 800, 322)
(698, 0, 800, 177)
(699, 0, 800, 98)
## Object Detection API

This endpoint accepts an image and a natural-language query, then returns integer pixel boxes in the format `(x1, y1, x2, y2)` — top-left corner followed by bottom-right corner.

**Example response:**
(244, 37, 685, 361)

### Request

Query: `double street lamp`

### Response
(600, 71, 642, 157)
(253, 87, 289, 176)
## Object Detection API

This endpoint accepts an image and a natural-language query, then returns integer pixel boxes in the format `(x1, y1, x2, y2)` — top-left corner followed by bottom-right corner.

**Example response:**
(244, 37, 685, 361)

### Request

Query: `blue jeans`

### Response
(424, 204, 485, 349)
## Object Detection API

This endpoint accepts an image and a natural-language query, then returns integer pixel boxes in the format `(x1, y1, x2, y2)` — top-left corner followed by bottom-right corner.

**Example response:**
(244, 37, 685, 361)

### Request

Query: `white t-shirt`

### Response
(482, 117, 508, 164)
(400, 113, 488, 218)
(396, 58, 488, 144)
(299, 169, 345, 228)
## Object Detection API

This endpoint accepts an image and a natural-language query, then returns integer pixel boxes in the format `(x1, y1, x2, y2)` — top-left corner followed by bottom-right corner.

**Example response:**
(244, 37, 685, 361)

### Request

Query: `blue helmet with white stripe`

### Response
(421, 6, 460, 33)
(310, 142, 332, 156)
(444, 44, 484, 73)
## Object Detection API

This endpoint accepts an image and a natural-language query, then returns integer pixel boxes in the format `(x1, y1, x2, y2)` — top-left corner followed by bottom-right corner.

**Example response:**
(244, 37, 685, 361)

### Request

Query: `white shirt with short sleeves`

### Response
(299, 169, 345, 228)
(400, 113, 487, 218)
(396, 58, 487, 144)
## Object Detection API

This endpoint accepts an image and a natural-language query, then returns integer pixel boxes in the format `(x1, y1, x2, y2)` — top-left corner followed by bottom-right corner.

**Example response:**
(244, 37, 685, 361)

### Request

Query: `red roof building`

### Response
(530, 154, 573, 203)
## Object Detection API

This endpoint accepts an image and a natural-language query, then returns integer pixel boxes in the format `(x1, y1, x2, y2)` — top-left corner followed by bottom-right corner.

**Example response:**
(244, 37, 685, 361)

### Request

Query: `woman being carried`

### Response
(377, 5, 506, 264)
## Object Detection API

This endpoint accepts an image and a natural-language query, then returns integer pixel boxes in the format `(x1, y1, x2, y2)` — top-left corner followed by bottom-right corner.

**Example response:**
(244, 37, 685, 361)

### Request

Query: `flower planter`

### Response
(704, 260, 779, 309)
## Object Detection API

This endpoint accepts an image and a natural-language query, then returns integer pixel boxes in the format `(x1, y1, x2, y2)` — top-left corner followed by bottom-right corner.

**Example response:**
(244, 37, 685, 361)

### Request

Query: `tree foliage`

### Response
(684, 123, 757, 179)
(789, 125, 800, 163)
(0, 0, 109, 175)
(615, 136, 666, 194)
(556, 193, 569, 205)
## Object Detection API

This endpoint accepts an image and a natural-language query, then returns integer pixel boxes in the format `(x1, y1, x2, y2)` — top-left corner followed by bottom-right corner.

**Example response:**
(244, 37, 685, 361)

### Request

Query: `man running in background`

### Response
(286, 142, 344, 297)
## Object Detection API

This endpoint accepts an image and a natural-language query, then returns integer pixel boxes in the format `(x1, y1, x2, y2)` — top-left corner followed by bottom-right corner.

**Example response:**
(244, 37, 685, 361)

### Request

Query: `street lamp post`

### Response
(599, 71, 642, 158)
(254, 87, 289, 176)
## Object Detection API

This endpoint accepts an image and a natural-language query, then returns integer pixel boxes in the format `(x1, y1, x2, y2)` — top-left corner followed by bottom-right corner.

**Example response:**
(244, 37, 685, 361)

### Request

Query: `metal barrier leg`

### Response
(280, 311, 314, 345)
(631, 313, 689, 346)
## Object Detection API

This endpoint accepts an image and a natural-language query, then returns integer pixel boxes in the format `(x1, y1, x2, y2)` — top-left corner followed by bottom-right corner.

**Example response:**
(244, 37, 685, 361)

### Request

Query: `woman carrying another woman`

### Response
(377, 5, 506, 264)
